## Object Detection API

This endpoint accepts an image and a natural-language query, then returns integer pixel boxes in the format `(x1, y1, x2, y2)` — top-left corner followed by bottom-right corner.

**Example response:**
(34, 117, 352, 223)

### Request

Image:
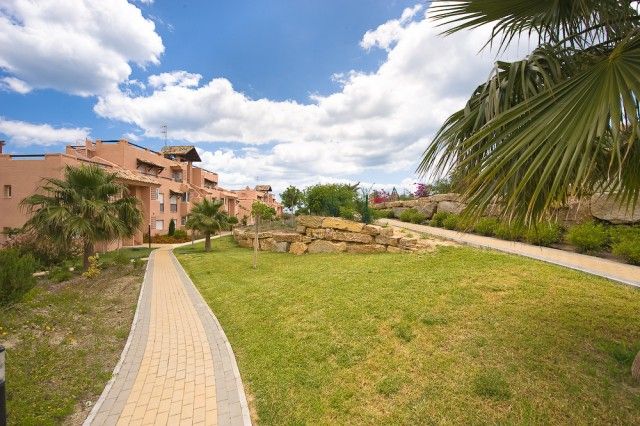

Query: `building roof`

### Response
(161, 145, 201, 162)
(255, 185, 272, 192)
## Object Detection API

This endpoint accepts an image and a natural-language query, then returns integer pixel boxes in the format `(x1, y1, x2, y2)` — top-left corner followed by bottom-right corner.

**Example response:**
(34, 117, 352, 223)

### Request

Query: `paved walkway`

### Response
(85, 244, 251, 426)
(381, 219, 640, 288)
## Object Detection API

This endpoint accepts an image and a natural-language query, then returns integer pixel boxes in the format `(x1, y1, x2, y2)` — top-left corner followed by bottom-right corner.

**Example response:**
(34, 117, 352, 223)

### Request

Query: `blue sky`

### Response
(0, 0, 517, 195)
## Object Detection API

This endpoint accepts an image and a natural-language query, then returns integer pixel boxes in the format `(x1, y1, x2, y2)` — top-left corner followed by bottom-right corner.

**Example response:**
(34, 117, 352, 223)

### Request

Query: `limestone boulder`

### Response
(237, 238, 253, 248)
(387, 201, 404, 208)
(436, 201, 466, 215)
(375, 235, 401, 246)
(379, 227, 394, 237)
(295, 225, 306, 234)
(296, 215, 325, 228)
(260, 238, 290, 253)
(321, 217, 364, 232)
(428, 193, 462, 203)
(307, 240, 347, 253)
(346, 243, 386, 254)
(362, 224, 382, 235)
(271, 232, 303, 243)
(386, 246, 404, 253)
(392, 207, 408, 218)
(330, 231, 373, 244)
(289, 242, 308, 255)
(306, 228, 332, 239)
(415, 199, 437, 219)
(590, 193, 640, 224)
(399, 237, 418, 249)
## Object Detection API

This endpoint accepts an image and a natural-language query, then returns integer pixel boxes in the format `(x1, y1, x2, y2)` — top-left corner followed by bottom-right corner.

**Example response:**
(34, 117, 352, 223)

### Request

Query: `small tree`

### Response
(168, 218, 176, 236)
(251, 201, 276, 269)
(280, 185, 304, 213)
(185, 199, 228, 252)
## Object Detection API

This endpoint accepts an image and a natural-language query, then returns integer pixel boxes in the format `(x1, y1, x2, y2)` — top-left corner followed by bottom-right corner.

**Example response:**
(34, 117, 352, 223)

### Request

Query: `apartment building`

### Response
(233, 185, 284, 223)
(0, 139, 282, 246)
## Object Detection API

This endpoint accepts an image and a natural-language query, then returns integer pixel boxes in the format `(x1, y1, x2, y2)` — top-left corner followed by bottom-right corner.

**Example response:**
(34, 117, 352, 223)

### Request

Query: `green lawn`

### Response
(0, 263, 144, 425)
(176, 237, 640, 425)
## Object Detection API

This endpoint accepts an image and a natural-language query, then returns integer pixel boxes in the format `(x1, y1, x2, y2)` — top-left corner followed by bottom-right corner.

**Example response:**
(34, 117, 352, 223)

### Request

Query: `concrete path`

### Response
(85, 244, 251, 426)
(381, 219, 640, 288)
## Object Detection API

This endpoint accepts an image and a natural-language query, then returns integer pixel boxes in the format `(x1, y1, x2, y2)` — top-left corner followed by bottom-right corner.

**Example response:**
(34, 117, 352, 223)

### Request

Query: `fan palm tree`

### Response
(21, 165, 143, 270)
(419, 0, 640, 223)
(185, 198, 229, 252)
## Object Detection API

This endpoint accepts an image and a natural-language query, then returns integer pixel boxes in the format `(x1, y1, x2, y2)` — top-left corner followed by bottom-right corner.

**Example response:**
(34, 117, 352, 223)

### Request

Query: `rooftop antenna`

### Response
(161, 124, 168, 146)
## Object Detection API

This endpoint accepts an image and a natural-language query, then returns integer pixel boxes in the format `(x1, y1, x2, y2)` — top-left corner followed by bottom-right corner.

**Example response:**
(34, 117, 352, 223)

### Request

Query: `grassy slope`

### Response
(177, 237, 640, 425)
(0, 264, 144, 425)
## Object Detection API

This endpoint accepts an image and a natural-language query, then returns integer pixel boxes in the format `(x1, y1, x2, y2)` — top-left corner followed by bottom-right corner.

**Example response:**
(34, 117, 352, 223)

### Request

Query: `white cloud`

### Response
(0, 0, 164, 96)
(0, 118, 90, 146)
(0, 76, 31, 94)
(360, 4, 424, 51)
(95, 3, 530, 191)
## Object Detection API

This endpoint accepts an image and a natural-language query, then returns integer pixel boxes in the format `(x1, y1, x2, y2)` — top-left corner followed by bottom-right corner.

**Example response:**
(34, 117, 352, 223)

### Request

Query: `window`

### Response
(3, 185, 11, 198)
(181, 216, 186, 226)
(182, 192, 189, 203)
(158, 192, 164, 212)
(170, 195, 178, 212)
(155, 220, 164, 230)
(172, 171, 183, 182)
(151, 187, 158, 200)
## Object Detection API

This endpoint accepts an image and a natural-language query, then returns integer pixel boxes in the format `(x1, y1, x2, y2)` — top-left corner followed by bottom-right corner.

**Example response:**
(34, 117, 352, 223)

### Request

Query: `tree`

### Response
(251, 201, 276, 269)
(21, 165, 143, 270)
(280, 185, 304, 213)
(185, 198, 228, 252)
(304, 183, 359, 217)
(168, 218, 176, 236)
(419, 0, 640, 223)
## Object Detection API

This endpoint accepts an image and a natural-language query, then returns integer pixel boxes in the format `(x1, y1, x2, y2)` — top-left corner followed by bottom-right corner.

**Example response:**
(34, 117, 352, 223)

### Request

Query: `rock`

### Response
(386, 246, 403, 253)
(307, 240, 347, 253)
(295, 225, 306, 234)
(346, 243, 387, 254)
(296, 215, 325, 228)
(428, 193, 462, 203)
(257, 231, 273, 239)
(330, 231, 373, 244)
(306, 228, 332, 239)
(379, 227, 394, 237)
(274, 241, 290, 253)
(387, 201, 404, 208)
(375, 235, 400, 246)
(260, 238, 290, 252)
(415, 200, 437, 219)
(632, 351, 640, 381)
(237, 238, 253, 248)
(289, 242, 308, 255)
(399, 237, 418, 249)
(436, 201, 466, 215)
(392, 207, 408, 218)
(552, 197, 591, 224)
(590, 193, 640, 224)
(362, 224, 382, 235)
(321, 217, 364, 232)
(271, 231, 303, 243)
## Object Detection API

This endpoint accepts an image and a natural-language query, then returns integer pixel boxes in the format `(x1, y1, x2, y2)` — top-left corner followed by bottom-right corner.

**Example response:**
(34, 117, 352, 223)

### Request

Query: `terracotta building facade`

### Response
(0, 139, 282, 246)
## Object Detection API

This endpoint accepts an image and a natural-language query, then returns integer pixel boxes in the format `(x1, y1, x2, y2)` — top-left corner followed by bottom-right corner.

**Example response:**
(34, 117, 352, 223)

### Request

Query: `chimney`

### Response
(0, 141, 5, 154)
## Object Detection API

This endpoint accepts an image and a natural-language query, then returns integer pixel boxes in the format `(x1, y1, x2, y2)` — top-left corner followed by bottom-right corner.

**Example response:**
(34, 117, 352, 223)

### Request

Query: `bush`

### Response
(610, 226, 640, 265)
(524, 223, 563, 246)
(227, 216, 239, 225)
(565, 222, 609, 253)
(443, 214, 459, 230)
(49, 265, 73, 283)
(82, 256, 101, 279)
(168, 218, 176, 236)
(474, 218, 500, 236)
(173, 229, 188, 239)
(430, 212, 450, 227)
(339, 206, 356, 221)
(0, 249, 37, 305)
(494, 222, 525, 241)
(2, 229, 80, 267)
(399, 209, 427, 224)
(371, 209, 393, 220)
(305, 183, 358, 217)
(612, 239, 640, 265)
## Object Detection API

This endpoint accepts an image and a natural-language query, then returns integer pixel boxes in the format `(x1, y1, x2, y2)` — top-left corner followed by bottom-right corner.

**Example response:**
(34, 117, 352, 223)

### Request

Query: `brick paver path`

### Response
(382, 219, 640, 288)
(85, 246, 251, 426)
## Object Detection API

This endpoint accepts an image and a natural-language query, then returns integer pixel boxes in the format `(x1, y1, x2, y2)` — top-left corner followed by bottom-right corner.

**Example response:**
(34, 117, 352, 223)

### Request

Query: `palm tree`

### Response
(22, 165, 143, 270)
(419, 0, 640, 223)
(185, 198, 229, 252)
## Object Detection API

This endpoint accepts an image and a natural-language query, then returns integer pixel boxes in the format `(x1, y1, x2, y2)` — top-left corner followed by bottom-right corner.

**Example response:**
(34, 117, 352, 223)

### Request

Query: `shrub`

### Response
(82, 256, 101, 279)
(168, 218, 176, 236)
(495, 222, 525, 241)
(565, 222, 609, 253)
(399, 209, 427, 224)
(443, 214, 459, 230)
(49, 265, 73, 283)
(610, 226, 640, 265)
(339, 206, 356, 221)
(227, 216, 239, 225)
(430, 211, 450, 227)
(173, 229, 188, 239)
(3, 229, 80, 267)
(474, 218, 500, 236)
(524, 223, 563, 246)
(0, 249, 37, 305)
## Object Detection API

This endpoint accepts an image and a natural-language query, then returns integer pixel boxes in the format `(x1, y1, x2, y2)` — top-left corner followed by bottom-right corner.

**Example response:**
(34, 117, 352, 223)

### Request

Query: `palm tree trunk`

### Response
(83, 240, 94, 270)
(205, 232, 211, 252)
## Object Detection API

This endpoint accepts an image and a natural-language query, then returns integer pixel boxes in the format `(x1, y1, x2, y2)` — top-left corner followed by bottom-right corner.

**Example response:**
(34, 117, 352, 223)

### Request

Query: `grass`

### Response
(0, 263, 145, 424)
(176, 237, 640, 425)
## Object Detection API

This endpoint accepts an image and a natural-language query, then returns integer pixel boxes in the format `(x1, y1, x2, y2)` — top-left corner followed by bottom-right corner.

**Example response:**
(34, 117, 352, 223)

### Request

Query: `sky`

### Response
(0, 0, 531, 196)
